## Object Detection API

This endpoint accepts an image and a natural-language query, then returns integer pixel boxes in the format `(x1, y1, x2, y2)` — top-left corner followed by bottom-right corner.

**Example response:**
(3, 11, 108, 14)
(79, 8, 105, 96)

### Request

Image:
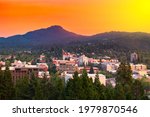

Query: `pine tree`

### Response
(28, 73, 37, 99)
(0, 69, 4, 99)
(124, 84, 133, 100)
(116, 62, 132, 85)
(89, 65, 94, 74)
(94, 73, 106, 99)
(80, 69, 95, 99)
(2, 66, 14, 99)
(105, 85, 115, 100)
(115, 83, 126, 100)
(132, 79, 144, 100)
(49, 73, 65, 99)
(15, 77, 31, 99)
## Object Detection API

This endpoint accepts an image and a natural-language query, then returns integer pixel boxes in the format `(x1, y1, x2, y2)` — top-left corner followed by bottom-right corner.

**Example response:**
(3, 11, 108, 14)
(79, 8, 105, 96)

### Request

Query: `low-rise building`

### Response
(1, 65, 39, 83)
(101, 62, 120, 72)
(130, 63, 147, 71)
(130, 63, 147, 77)
(78, 55, 89, 66)
(63, 72, 106, 86)
(78, 66, 99, 73)
(53, 59, 78, 73)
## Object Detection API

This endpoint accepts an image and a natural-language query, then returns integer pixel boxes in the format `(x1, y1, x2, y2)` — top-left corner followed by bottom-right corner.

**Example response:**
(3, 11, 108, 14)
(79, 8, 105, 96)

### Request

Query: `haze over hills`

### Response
(1, 25, 150, 50)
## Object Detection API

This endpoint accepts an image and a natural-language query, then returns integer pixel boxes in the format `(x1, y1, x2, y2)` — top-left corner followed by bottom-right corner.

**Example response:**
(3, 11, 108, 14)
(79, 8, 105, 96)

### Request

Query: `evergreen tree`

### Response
(105, 85, 115, 100)
(15, 77, 31, 100)
(40, 76, 51, 100)
(94, 73, 107, 100)
(132, 79, 144, 100)
(0, 69, 4, 99)
(34, 79, 44, 100)
(65, 71, 84, 99)
(80, 69, 95, 99)
(49, 73, 65, 99)
(28, 73, 37, 99)
(89, 65, 94, 74)
(116, 62, 132, 85)
(124, 84, 133, 100)
(65, 79, 74, 99)
(2, 66, 14, 99)
(115, 83, 126, 100)
(51, 64, 57, 74)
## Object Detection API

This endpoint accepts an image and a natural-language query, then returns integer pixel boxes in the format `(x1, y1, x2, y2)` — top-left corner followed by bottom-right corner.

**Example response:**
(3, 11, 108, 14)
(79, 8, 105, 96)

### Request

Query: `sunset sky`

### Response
(0, 0, 150, 37)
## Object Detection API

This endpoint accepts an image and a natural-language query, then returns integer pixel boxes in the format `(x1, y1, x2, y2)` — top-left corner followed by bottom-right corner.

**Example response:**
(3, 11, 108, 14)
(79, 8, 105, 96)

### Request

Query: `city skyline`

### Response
(0, 0, 150, 37)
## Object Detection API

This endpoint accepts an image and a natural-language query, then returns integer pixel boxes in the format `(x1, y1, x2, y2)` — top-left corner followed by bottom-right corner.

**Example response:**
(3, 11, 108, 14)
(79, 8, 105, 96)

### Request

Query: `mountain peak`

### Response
(47, 25, 64, 30)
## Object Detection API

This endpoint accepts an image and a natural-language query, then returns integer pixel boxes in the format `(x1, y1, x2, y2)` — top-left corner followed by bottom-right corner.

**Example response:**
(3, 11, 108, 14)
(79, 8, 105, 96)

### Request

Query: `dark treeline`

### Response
(0, 63, 148, 100)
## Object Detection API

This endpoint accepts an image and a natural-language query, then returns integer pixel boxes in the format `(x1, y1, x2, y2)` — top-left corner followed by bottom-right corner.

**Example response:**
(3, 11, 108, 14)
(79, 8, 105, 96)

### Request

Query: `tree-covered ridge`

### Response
(0, 63, 148, 100)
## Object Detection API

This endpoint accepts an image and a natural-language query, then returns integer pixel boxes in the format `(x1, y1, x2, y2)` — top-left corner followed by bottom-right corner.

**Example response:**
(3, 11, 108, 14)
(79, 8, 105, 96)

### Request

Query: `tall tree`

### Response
(94, 73, 106, 99)
(80, 69, 95, 99)
(15, 77, 31, 100)
(116, 62, 132, 85)
(89, 65, 94, 74)
(132, 79, 144, 100)
(0, 69, 4, 99)
(1, 66, 14, 99)
(65, 71, 84, 99)
(49, 73, 65, 99)
(115, 83, 126, 100)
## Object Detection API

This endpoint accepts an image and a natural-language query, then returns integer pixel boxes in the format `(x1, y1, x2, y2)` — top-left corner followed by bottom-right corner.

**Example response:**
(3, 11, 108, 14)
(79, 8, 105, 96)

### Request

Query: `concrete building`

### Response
(130, 63, 148, 78)
(78, 55, 89, 66)
(1, 65, 39, 83)
(101, 62, 120, 73)
(130, 63, 147, 71)
(53, 59, 78, 73)
(62, 49, 75, 60)
(37, 63, 49, 72)
(78, 66, 99, 73)
(39, 53, 46, 63)
(63, 72, 106, 86)
(1, 60, 50, 82)
(88, 58, 100, 66)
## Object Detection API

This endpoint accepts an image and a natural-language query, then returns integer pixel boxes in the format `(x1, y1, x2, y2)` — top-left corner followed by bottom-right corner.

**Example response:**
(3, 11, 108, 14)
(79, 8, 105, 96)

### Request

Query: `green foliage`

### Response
(115, 83, 126, 100)
(15, 77, 31, 99)
(0, 66, 147, 100)
(99, 71, 114, 78)
(0, 66, 14, 100)
(132, 79, 144, 100)
(116, 62, 132, 85)
(49, 74, 65, 100)
(89, 65, 94, 74)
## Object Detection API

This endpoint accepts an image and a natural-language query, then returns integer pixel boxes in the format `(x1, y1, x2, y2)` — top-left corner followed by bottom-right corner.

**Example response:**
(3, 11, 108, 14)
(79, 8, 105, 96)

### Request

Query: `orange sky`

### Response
(0, 0, 150, 37)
